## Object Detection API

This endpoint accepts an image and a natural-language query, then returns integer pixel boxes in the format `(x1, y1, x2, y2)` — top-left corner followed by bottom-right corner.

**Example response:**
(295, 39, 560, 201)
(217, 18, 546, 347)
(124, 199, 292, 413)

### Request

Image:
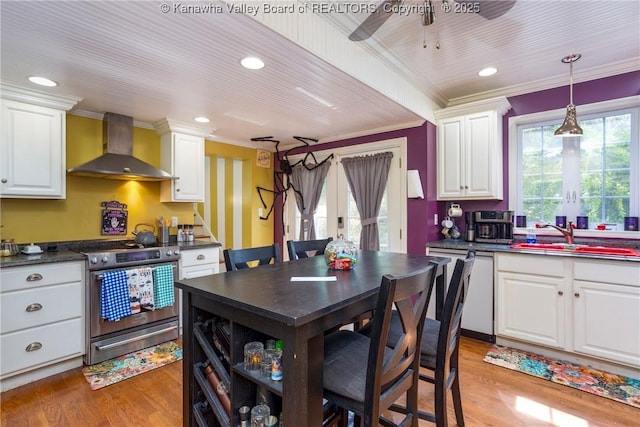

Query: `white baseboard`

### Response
(1, 356, 83, 392)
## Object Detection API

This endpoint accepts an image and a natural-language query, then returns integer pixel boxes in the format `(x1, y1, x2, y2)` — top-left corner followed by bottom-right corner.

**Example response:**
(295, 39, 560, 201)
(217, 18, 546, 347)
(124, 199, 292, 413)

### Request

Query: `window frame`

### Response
(508, 95, 640, 238)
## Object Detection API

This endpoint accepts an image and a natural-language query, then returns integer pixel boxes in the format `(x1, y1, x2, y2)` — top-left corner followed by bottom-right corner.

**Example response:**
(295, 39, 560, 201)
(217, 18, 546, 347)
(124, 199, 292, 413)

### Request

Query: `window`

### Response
(510, 97, 639, 229)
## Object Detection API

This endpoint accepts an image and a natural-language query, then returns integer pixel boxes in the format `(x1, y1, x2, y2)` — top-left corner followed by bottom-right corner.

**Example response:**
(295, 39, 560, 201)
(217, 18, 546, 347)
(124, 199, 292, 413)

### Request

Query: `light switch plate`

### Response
(171, 216, 178, 227)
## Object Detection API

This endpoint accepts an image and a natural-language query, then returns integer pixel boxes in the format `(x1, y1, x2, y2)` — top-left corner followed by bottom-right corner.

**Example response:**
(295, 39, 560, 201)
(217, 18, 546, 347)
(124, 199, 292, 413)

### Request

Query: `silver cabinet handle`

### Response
(26, 273, 43, 281)
(26, 342, 42, 352)
(566, 191, 571, 202)
(26, 303, 43, 312)
(197, 254, 205, 260)
(1, 178, 7, 183)
(572, 190, 577, 203)
(558, 291, 564, 296)
(574, 293, 580, 298)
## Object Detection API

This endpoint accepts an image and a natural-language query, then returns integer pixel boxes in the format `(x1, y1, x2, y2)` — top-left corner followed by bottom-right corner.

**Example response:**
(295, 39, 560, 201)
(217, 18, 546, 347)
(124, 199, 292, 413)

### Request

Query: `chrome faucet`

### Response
(541, 221, 575, 244)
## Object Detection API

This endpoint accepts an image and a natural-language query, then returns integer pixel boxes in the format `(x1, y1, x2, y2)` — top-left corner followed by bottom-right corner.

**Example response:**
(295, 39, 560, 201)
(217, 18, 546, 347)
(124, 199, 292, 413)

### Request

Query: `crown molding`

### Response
(446, 58, 640, 107)
(153, 118, 214, 137)
(1, 82, 82, 110)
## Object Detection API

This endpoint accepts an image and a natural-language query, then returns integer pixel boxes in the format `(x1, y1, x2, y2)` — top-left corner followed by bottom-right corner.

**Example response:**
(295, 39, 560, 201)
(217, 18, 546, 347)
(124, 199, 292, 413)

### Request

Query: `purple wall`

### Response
(275, 71, 640, 254)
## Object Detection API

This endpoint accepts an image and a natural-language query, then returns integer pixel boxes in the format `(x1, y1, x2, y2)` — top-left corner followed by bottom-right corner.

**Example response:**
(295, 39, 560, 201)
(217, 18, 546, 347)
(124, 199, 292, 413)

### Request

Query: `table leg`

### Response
(281, 329, 324, 425)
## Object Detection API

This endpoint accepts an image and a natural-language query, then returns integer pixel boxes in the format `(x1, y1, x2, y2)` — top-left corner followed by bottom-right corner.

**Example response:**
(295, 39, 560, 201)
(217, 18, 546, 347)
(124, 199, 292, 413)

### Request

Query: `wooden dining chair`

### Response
(286, 237, 333, 260)
(322, 263, 438, 427)
(380, 250, 475, 427)
(222, 243, 281, 271)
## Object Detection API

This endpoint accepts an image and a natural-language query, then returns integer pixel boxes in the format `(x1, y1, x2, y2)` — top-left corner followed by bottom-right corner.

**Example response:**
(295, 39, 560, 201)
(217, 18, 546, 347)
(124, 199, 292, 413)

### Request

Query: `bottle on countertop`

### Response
(176, 225, 184, 243)
(526, 227, 537, 243)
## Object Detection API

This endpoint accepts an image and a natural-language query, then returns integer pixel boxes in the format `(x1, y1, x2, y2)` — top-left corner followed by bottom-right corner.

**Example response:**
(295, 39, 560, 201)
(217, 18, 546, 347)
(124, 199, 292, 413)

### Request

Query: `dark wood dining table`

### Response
(176, 250, 450, 427)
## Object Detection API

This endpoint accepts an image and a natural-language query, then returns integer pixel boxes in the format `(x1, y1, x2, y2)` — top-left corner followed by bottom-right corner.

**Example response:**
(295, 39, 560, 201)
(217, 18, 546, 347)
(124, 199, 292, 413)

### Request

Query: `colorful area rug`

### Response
(82, 341, 182, 390)
(483, 345, 640, 408)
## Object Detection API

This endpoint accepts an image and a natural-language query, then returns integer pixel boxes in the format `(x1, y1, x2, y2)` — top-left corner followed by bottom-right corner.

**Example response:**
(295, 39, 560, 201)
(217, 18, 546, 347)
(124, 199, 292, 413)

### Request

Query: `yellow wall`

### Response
(1, 115, 274, 245)
(204, 142, 274, 249)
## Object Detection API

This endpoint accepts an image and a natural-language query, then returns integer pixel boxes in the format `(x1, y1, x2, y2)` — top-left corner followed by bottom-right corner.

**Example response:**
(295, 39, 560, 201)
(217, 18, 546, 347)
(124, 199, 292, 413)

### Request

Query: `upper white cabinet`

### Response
(0, 84, 80, 199)
(154, 118, 209, 202)
(434, 96, 511, 200)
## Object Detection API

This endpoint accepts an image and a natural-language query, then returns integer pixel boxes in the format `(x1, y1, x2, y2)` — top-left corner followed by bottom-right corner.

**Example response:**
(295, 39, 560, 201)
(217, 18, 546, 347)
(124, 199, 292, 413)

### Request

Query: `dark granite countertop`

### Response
(0, 239, 222, 268)
(427, 239, 640, 262)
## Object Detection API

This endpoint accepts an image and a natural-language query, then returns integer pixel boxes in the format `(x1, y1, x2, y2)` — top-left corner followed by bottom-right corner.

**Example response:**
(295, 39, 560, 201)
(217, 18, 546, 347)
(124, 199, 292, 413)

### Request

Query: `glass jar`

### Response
(324, 235, 358, 270)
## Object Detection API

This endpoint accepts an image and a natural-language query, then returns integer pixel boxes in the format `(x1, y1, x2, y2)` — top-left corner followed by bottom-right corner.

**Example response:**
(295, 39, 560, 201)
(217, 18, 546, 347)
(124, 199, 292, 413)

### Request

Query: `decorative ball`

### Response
(324, 236, 358, 270)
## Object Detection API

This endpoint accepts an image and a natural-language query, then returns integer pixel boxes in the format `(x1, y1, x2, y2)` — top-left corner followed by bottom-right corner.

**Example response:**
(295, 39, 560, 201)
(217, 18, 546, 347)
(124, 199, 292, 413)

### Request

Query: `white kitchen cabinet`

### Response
(155, 118, 209, 202)
(496, 253, 567, 348)
(496, 252, 640, 370)
(0, 261, 84, 390)
(180, 246, 220, 278)
(434, 96, 511, 200)
(572, 259, 640, 367)
(1, 86, 80, 198)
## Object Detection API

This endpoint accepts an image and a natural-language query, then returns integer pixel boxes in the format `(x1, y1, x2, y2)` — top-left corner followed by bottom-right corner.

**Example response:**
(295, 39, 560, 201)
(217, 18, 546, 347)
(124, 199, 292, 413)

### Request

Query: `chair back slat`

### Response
(286, 237, 332, 260)
(223, 243, 281, 271)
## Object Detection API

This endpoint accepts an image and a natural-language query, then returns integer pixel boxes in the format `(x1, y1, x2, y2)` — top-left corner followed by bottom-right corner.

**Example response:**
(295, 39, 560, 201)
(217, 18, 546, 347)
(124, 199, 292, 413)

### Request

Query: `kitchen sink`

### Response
(510, 242, 640, 256)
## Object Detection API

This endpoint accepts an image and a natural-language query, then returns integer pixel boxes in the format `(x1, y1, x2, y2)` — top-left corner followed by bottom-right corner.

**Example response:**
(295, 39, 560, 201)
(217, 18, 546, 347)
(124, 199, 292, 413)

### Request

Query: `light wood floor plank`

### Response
(1, 338, 638, 426)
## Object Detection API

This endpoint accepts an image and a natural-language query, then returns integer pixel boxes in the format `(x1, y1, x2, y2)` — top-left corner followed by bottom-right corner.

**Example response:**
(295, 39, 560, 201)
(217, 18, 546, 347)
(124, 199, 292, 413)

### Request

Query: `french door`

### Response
(283, 138, 407, 256)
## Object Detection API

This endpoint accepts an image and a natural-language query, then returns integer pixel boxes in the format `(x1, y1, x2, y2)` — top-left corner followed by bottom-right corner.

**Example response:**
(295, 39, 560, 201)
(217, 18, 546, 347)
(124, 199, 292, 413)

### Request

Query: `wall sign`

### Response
(101, 200, 128, 235)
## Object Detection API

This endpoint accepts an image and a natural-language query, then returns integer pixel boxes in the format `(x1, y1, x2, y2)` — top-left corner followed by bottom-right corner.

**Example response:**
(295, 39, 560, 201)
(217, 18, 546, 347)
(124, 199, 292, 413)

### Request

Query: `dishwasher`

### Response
(427, 248, 495, 343)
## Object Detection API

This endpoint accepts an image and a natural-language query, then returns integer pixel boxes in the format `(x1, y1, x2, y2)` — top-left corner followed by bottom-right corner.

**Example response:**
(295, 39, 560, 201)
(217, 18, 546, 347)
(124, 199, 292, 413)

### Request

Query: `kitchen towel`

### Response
(153, 264, 174, 309)
(100, 270, 132, 321)
(137, 267, 155, 311)
(125, 268, 142, 314)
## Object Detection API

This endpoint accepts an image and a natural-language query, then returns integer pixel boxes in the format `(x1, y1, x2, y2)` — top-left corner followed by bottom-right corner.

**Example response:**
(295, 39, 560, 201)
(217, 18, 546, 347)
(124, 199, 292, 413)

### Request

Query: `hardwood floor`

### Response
(1, 338, 637, 426)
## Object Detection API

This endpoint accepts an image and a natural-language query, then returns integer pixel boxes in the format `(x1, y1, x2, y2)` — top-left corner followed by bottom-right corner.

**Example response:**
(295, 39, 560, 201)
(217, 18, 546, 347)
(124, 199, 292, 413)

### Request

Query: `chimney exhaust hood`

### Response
(67, 112, 176, 181)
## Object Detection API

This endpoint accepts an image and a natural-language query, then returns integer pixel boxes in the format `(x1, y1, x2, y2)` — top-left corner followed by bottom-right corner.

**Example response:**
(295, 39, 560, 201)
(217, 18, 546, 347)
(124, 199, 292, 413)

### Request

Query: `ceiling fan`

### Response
(348, 0, 516, 41)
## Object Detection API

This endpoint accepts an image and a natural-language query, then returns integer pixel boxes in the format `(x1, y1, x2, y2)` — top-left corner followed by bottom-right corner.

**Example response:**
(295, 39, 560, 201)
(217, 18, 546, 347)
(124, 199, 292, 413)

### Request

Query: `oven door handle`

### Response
(95, 325, 178, 350)
(95, 264, 177, 281)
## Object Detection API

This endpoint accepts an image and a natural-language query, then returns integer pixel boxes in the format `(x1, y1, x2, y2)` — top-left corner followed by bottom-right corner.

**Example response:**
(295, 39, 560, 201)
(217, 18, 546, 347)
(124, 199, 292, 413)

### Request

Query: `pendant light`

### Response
(554, 54, 583, 137)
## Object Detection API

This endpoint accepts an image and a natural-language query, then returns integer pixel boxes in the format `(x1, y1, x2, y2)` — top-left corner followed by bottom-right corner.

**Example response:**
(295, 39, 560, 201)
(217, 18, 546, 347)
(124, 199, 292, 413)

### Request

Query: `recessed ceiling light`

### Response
(28, 76, 58, 87)
(241, 56, 265, 70)
(478, 67, 497, 77)
(194, 116, 210, 123)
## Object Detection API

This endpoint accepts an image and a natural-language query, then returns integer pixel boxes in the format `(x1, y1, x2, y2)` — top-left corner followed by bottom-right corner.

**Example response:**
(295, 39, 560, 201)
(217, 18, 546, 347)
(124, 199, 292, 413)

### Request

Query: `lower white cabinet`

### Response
(0, 261, 84, 387)
(180, 246, 220, 279)
(496, 253, 640, 369)
(572, 259, 640, 367)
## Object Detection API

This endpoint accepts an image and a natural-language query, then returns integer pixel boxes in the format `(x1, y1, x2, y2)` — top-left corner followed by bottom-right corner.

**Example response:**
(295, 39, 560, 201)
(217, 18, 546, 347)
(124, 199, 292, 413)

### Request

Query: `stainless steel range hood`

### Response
(67, 112, 175, 181)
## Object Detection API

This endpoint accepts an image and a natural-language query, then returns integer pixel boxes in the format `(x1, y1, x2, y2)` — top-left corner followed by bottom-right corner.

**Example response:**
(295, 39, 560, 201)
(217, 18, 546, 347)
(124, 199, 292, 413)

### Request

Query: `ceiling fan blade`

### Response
(475, 0, 517, 20)
(348, 0, 401, 41)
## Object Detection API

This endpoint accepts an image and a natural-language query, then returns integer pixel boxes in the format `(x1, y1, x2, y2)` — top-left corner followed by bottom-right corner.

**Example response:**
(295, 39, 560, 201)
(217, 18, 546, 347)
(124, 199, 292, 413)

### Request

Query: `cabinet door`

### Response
(437, 117, 464, 199)
(496, 271, 565, 348)
(573, 280, 640, 367)
(161, 133, 204, 202)
(465, 111, 496, 198)
(1, 100, 65, 198)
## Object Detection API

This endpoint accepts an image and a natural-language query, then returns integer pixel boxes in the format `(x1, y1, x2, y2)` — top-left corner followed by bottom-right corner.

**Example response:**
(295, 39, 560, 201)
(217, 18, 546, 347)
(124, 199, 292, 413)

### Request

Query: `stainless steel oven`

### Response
(81, 244, 181, 365)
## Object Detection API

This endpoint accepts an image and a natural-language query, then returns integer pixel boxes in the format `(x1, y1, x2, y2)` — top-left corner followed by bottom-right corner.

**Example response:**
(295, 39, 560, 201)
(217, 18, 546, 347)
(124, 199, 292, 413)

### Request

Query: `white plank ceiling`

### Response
(1, 0, 638, 148)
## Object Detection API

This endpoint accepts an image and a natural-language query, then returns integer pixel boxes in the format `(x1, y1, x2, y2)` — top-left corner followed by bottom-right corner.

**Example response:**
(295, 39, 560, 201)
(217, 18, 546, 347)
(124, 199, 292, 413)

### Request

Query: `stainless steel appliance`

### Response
(474, 210, 514, 244)
(76, 242, 180, 365)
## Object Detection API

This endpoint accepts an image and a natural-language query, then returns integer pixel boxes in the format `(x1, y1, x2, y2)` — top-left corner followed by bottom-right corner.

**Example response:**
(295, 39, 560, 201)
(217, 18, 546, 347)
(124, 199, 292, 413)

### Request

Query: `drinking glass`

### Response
(244, 341, 263, 371)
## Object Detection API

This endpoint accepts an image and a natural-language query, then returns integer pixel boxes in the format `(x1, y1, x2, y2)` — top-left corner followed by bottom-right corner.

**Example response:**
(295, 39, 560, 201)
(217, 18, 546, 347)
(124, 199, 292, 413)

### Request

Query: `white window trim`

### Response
(508, 95, 640, 239)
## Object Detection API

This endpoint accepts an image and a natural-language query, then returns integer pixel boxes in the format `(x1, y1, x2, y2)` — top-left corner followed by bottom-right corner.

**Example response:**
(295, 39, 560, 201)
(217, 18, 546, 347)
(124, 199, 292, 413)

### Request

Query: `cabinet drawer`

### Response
(496, 253, 564, 277)
(1, 282, 82, 333)
(181, 247, 219, 268)
(573, 260, 640, 287)
(0, 318, 83, 377)
(0, 262, 83, 292)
